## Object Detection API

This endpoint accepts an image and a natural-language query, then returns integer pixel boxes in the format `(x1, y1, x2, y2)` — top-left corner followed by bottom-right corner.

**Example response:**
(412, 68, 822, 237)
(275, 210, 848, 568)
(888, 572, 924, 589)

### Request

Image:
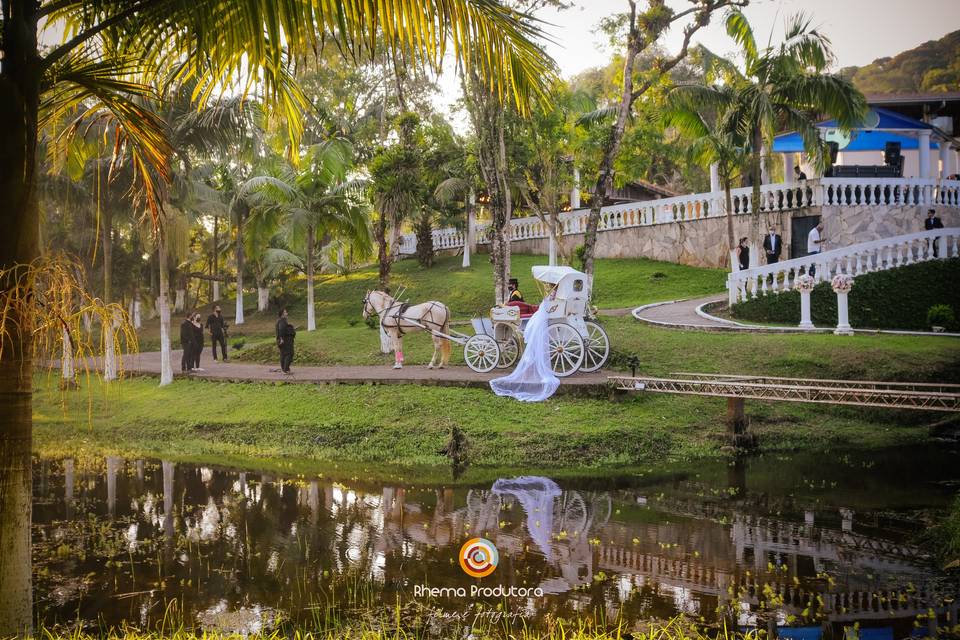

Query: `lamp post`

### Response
(831, 274, 855, 336)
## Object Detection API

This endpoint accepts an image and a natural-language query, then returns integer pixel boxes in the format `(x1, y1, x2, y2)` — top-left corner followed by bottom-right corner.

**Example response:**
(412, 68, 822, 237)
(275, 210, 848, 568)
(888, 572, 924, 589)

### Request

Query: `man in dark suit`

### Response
(205, 305, 229, 361)
(763, 225, 783, 264)
(925, 209, 944, 257)
(275, 307, 296, 374)
(179, 314, 195, 373)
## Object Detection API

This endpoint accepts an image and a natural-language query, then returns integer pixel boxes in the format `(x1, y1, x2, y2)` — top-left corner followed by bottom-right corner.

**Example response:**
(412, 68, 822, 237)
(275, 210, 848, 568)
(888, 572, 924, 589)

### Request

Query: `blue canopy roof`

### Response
(773, 108, 940, 153)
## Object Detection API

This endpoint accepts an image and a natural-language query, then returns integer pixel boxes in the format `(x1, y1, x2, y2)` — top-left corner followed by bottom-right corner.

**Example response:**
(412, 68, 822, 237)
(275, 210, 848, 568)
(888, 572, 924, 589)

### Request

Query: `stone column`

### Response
(919, 130, 932, 179)
(709, 162, 721, 193)
(940, 142, 955, 179)
(783, 153, 795, 183)
(796, 275, 815, 329)
(831, 274, 854, 336)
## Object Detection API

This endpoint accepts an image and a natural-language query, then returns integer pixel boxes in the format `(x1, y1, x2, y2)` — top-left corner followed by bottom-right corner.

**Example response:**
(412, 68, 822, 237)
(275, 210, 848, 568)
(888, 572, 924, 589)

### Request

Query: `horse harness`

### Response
(366, 293, 448, 337)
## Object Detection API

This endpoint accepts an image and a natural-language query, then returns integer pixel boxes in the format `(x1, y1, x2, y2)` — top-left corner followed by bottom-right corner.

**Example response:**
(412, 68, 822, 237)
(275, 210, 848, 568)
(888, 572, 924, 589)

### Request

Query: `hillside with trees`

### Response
(840, 29, 960, 93)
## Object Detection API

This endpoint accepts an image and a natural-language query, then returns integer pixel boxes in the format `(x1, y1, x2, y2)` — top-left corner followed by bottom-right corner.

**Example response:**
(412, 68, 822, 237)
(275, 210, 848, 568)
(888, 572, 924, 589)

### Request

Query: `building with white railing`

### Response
(400, 177, 960, 269)
(401, 96, 960, 270)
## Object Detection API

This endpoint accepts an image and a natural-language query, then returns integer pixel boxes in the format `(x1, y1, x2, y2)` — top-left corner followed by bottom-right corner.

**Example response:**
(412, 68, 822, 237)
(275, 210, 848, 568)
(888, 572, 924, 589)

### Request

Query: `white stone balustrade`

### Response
(397, 178, 960, 256)
(727, 227, 960, 306)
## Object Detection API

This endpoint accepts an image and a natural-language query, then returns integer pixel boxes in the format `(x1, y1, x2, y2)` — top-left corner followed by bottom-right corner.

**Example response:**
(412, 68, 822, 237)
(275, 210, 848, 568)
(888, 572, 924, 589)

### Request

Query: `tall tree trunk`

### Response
(580, 0, 730, 284)
(376, 214, 390, 290)
(157, 233, 173, 386)
(211, 216, 220, 301)
(724, 178, 737, 270)
(306, 224, 316, 331)
(102, 207, 113, 303)
(256, 278, 269, 312)
(234, 205, 245, 324)
(0, 2, 40, 633)
(749, 127, 763, 268)
(582, 4, 641, 283)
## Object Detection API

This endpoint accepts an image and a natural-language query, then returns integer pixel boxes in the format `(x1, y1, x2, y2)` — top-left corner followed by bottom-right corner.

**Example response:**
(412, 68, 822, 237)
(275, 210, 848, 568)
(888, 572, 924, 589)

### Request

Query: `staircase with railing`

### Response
(727, 227, 960, 306)
(399, 177, 960, 256)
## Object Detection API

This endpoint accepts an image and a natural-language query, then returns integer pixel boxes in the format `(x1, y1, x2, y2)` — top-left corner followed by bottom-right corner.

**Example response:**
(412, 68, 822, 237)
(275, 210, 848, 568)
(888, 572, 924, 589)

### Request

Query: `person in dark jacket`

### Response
(179, 314, 195, 372)
(736, 237, 750, 271)
(925, 209, 944, 257)
(191, 313, 205, 371)
(205, 305, 229, 361)
(275, 308, 296, 374)
(763, 225, 782, 264)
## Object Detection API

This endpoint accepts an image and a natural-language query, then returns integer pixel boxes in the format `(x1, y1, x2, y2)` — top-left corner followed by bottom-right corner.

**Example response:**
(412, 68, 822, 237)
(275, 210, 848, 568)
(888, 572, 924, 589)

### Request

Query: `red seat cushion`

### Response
(506, 301, 539, 318)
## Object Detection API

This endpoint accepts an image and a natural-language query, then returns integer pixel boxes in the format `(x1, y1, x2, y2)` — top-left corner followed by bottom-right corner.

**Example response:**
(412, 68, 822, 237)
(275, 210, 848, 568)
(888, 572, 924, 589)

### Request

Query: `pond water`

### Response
(30, 445, 960, 637)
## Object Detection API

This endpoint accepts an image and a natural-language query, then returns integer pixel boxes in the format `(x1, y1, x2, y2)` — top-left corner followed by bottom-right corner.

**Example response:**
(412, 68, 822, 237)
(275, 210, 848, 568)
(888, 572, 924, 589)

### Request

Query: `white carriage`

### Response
(462, 266, 610, 376)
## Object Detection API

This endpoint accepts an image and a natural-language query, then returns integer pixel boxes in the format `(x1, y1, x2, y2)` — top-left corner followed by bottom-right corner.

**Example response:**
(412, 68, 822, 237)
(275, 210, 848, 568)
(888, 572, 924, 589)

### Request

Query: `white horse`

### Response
(363, 290, 451, 369)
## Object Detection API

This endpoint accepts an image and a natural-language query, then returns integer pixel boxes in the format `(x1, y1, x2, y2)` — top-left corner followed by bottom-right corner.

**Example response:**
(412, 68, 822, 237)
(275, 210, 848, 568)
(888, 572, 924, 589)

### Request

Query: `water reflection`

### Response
(30, 447, 960, 636)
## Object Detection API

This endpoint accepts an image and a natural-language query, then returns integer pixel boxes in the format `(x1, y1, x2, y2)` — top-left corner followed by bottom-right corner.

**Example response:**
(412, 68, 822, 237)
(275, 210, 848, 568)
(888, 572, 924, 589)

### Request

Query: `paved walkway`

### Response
(119, 349, 611, 392)
(633, 294, 744, 330)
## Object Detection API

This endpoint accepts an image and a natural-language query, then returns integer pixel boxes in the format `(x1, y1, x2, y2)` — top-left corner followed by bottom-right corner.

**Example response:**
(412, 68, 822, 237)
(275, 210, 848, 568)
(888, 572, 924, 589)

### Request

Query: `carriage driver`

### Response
(508, 278, 524, 303)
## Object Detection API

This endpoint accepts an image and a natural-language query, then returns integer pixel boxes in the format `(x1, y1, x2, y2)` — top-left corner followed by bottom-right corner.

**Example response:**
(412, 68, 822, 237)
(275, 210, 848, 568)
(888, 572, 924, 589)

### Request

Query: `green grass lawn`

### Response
(48, 251, 959, 478)
(136, 254, 727, 357)
(33, 367, 947, 483)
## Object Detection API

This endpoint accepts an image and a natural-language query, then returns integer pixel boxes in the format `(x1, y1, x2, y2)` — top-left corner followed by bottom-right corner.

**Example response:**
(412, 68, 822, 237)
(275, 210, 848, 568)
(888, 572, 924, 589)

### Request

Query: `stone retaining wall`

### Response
(490, 204, 960, 268)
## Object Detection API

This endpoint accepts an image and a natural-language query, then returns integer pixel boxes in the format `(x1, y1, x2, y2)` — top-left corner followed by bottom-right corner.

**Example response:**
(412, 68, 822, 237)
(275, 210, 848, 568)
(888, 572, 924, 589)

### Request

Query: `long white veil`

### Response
(489, 302, 559, 402)
(491, 476, 561, 559)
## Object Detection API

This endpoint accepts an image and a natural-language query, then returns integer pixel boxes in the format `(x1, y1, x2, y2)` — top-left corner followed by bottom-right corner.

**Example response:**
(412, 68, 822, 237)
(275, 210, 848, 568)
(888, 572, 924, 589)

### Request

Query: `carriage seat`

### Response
(506, 300, 539, 318)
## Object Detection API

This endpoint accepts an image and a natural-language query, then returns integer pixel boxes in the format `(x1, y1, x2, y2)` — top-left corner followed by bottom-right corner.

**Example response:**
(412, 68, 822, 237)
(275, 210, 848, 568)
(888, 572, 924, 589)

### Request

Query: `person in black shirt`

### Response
(179, 314, 195, 372)
(925, 209, 944, 257)
(507, 278, 524, 302)
(191, 313, 205, 371)
(205, 305, 229, 361)
(736, 237, 750, 271)
(275, 308, 296, 374)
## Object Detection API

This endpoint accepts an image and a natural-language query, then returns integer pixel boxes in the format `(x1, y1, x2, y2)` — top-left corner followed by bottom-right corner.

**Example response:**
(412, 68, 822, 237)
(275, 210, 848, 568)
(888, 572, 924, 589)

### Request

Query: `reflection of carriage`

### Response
(462, 266, 610, 376)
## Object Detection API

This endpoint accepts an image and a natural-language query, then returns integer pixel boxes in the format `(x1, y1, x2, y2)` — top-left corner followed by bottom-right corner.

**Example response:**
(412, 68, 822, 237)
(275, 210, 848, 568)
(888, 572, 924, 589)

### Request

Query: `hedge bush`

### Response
(731, 258, 960, 330)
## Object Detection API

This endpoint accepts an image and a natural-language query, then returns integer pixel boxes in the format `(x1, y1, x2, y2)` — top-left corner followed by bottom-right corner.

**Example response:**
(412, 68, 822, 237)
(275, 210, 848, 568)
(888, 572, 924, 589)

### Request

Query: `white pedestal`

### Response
(834, 291, 853, 335)
(799, 291, 814, 329)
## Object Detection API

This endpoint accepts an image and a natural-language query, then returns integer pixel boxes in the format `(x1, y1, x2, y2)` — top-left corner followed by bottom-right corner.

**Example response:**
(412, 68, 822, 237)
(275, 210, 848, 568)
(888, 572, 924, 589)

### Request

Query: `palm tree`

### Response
(663, 79, 747, 267)
(368, 113, 427, 290)
(280, 142, 371, 331)
(0, 1, 555, 633)
(675, 11, 867, 261)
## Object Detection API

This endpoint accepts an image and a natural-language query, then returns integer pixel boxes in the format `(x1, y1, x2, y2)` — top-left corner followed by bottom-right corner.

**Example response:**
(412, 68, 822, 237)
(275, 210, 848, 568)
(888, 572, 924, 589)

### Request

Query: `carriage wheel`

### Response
(548, 323, 584, 377)
(579, 321, 610, 373)
(495, 327, 522, 369)
(464, 335, 500, 373)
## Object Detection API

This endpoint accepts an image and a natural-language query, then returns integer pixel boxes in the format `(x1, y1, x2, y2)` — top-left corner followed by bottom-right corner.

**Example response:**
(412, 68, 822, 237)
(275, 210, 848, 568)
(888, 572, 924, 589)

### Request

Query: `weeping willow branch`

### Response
(0, 255, 139, 390)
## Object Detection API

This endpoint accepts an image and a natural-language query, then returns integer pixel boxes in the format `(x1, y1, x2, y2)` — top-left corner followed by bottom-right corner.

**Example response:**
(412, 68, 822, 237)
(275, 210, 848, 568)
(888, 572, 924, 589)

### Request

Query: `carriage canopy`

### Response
(531, 265, 582, 285)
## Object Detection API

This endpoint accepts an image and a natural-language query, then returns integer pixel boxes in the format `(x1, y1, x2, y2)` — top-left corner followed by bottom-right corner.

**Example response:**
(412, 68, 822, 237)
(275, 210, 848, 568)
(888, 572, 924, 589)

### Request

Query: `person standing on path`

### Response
(205, 305, 229, 361)
(275, 308, 296, 374)
(191, 312, 205, 371)
(179, 313, 195, 373)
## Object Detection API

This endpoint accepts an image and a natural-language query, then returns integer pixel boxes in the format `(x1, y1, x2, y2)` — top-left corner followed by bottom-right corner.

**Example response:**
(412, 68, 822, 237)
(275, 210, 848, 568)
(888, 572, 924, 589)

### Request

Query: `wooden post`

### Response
(725, 397, 757, 450)
(727, 397, 746, 432)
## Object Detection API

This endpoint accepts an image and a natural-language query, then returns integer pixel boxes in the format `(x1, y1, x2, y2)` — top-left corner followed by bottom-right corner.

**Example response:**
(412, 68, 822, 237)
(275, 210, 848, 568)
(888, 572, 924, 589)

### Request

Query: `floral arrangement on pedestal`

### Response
(794, 274, 816, 292)
(831, 274, 854, 293)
